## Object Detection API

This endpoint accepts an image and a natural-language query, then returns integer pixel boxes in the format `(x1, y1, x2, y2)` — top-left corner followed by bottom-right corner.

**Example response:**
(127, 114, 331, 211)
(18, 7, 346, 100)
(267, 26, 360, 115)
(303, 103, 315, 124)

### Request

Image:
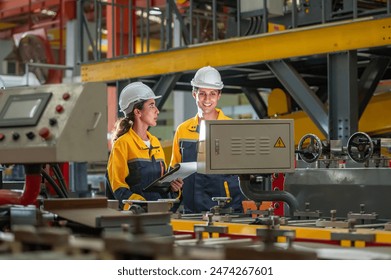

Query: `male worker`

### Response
(170, 66, 244, 213)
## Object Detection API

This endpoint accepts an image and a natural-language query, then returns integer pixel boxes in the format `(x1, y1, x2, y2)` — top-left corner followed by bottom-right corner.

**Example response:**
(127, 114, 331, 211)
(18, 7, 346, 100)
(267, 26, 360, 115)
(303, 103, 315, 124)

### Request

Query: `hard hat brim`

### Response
(121, 95, 162, 115)
(190, 80, 224, 90)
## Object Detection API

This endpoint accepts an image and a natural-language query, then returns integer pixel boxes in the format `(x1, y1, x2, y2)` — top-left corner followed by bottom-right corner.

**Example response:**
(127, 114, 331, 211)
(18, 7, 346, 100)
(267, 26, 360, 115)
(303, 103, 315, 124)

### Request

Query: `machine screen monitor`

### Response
(0, 92, 52, 127)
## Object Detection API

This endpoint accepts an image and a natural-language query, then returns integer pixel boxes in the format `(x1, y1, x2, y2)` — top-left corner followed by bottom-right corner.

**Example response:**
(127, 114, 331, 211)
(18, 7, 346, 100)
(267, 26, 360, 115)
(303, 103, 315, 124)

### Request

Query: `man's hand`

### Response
(170, 178, 183, 192)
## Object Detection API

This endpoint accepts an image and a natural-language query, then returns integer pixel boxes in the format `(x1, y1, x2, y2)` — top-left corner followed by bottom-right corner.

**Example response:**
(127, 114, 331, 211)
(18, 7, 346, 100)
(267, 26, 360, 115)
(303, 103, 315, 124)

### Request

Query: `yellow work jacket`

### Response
(107, 129, 167, 209)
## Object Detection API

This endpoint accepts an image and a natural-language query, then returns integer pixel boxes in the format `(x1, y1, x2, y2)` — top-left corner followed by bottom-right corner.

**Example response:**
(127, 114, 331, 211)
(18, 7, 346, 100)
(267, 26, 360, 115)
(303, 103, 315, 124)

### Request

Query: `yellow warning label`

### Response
(274, 137, 286, 148)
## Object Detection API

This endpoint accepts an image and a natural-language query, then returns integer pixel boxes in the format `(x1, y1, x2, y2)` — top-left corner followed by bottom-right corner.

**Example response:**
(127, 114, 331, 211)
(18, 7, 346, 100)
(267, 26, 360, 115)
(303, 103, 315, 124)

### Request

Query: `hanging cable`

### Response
(41, 168, 67, 198)
(50, 163, 69, 198)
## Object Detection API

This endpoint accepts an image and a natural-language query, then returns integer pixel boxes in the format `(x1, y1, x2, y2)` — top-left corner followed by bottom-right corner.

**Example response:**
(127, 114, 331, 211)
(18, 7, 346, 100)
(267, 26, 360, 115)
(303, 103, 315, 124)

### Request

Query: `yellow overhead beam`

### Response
(0, 22, 16, 30)
(81, 16, 391, 82)
(274, 91, 391, 145)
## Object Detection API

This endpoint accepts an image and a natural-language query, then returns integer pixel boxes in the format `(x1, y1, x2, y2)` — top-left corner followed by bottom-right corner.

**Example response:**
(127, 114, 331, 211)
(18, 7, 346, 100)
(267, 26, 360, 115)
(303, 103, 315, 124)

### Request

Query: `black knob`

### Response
(26, 131, 35, 140)
(49, 118, 57, 126)
(12, 132, 20, 141)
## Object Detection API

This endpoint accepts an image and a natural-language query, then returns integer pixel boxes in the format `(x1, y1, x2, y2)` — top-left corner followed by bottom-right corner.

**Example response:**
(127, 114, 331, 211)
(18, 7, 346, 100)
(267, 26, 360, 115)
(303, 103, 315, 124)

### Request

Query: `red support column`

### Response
(271, 173, 285, 216)
(106, 0, 136, 58)
(106, 0, 136, 152)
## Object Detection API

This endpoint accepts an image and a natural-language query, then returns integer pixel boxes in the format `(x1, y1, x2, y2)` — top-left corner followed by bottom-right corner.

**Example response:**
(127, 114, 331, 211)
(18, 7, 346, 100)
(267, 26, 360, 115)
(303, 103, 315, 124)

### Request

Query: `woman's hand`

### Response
(170, 178, 183, 192)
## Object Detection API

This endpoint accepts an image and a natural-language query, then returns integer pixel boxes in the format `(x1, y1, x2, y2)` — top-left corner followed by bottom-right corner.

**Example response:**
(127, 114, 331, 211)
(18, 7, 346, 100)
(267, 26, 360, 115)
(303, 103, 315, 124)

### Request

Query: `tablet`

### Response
(143, 162, 197, 193)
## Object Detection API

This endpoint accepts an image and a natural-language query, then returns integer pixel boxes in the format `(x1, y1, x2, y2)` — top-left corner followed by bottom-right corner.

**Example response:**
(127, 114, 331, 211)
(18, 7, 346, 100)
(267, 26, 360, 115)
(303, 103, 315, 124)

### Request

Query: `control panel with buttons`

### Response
(0, 82, 107, 164)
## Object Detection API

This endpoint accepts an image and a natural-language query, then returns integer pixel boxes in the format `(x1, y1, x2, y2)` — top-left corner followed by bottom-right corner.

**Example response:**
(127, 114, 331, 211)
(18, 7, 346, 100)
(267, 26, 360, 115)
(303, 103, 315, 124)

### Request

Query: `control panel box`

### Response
(197, 119, 295, 174)
(0, 82, 107, 164)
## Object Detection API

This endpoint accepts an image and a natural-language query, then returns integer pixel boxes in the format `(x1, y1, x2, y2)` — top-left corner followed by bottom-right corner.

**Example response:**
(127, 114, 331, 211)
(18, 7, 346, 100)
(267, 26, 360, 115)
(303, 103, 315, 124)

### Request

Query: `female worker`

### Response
(107, 81, 183, 210)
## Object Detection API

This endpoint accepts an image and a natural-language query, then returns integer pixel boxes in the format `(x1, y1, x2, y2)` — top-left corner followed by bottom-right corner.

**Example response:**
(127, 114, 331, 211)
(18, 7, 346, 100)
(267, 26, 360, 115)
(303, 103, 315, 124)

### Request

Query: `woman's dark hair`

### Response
(111, 101, 146, 144)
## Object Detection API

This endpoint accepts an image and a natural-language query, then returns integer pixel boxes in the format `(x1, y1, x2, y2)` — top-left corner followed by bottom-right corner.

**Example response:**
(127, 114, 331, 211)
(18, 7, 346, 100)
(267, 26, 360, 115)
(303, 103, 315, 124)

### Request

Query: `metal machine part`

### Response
(0, 82, 107, 164)
(170, 210, 391, 259)
(315, 209, 350, 228)
(296, 132, 391, 167)
(240, 175, 298, 216)
(210, 197, 233, 215)
(194, 213, 228, 238)
(196, 119, 297, 215)
(0, 73, 41, 88)
(122, 199, 176, 214)
(197, 119, 295, 174)
(379, 138, 391, 159)
(346, 132, 391, 166)
(252, 207, 288, 228)
(297, 133, 323, 163)
(256, 227, 295, 247)
(102, 230, 174, 260)
(10, 205, 38, 226)
(285, 167, 391, 219)
(3, 196, 391, 260)
(347, 204, 379, 223)
(347, 132, 374, 163)
(290, 132, 391, 223)
(294, 202, 323, 219)
(43, 198, 173, 236)
(297, 134, 347, 167)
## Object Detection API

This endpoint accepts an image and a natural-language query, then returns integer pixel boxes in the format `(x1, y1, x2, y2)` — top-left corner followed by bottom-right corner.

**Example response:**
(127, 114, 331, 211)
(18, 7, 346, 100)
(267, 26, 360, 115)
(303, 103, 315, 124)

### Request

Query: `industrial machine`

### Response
(286, 132, 391, 220)
(0, 82, 108, 204)
(169, 128, 391, 260)
(0, 82, 107, 164)
(197, 119, 295, 175)
(2, 110, 391, 260)
(197, 119, 298, 215)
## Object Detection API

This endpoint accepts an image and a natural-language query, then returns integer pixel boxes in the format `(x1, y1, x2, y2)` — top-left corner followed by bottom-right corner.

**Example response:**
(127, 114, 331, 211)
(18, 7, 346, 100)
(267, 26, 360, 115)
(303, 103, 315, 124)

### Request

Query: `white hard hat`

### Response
(191, 66, 224, 90)
(119, 82, 161, 115)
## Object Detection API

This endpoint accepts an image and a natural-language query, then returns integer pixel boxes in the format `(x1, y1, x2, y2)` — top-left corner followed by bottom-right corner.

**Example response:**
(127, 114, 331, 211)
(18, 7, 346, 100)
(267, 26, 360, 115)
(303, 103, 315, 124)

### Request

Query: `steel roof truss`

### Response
(358, 55, 391, 117)
(153, 73, 182, 111)
(267, 60, 329, 138)
(241, 87, 267, 119)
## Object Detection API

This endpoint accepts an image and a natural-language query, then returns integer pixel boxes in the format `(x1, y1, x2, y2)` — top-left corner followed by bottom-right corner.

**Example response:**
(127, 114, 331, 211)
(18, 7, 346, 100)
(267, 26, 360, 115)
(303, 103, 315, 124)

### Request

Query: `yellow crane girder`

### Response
(81, 16, 391, 82)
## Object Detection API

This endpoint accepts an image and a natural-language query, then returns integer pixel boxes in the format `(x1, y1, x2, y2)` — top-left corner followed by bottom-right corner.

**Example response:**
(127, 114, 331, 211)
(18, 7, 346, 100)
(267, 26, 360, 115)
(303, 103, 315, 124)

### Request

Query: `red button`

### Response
(0, 133, 5, 141)
(62, 92, 71, 100)
(38, 127, 51, 140)
(55, 105, 64, 113)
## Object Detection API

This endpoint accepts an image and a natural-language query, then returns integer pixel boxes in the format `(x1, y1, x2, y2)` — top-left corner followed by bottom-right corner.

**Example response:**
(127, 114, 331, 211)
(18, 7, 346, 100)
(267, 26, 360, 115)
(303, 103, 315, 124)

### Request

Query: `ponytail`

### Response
(111, 100, 146, 144)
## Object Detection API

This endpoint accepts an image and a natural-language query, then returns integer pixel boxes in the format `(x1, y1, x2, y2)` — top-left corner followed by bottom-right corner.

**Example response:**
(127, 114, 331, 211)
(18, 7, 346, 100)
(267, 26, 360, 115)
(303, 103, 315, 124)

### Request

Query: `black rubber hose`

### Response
(239, 175, 299, 217)
(41, 168, 67, 198)
(50, 164, 69, 198)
